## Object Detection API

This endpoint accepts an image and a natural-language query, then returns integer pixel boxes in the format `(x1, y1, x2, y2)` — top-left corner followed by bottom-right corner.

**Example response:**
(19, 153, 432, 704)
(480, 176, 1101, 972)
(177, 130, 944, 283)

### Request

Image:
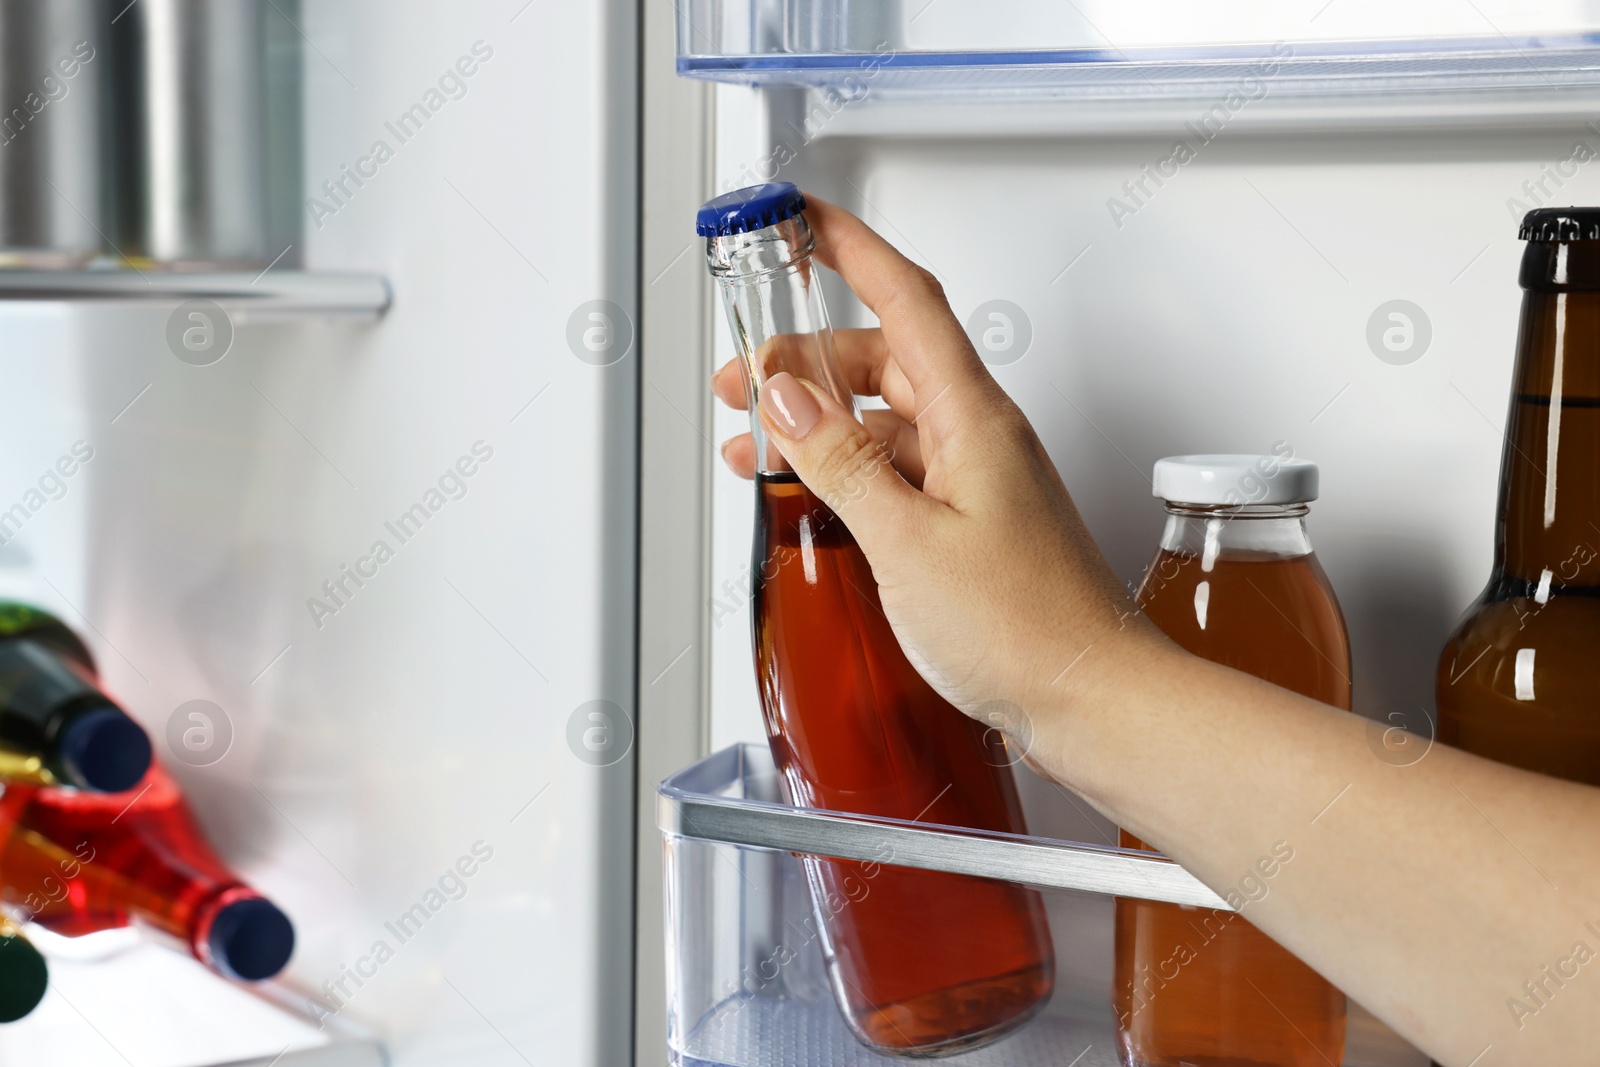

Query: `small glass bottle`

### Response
(1115, 453, 1348, 1067)
(699, 183, 1055, 1055)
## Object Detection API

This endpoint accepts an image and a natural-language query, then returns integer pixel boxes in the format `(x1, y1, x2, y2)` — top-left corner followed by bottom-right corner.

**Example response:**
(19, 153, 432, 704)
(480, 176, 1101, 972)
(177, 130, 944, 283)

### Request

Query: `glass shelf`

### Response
(0, 929, 384, 1067)
(676, 0, 1600, 96)
(0, 271, 391, 319)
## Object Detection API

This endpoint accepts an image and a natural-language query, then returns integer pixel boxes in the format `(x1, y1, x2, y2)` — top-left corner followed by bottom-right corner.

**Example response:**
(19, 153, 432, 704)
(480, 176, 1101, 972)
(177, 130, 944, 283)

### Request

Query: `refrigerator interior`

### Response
(703, 56, 1600, 1066)
(0, 1, 638, 1065)
(0, 0, 1594, 1063)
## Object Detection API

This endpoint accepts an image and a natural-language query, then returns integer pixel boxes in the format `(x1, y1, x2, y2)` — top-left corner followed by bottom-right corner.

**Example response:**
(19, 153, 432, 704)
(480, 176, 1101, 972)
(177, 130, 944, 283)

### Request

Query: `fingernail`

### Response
(760, 372, 820, 437)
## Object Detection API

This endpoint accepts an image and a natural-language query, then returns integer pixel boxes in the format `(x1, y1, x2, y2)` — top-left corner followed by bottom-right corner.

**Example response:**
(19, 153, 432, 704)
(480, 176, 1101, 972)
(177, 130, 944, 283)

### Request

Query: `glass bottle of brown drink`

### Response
(1115, 453, 1349, 1067)
(700, 183, 1055, 1056)
(1438, 208, 1600, 788)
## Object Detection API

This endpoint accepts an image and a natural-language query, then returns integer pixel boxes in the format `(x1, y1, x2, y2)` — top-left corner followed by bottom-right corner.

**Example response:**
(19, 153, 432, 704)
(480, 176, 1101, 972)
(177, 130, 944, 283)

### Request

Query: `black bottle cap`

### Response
(1520, 207, 1600, 241)
(0, 931, 47, 1023)
(208, 898, 294, 981)
(57, 705, 152, 793)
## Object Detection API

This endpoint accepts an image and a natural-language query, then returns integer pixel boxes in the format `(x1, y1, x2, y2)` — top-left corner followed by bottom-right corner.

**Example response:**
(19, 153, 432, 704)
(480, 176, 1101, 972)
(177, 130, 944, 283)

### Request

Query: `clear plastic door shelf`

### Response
(658, 744, 1425, 1067)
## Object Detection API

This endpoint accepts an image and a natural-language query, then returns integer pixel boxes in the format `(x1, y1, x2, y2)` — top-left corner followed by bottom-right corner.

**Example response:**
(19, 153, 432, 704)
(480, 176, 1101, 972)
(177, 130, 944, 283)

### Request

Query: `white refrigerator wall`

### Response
(0, 2, 638, 1065)
(709, 90, 1572, 831)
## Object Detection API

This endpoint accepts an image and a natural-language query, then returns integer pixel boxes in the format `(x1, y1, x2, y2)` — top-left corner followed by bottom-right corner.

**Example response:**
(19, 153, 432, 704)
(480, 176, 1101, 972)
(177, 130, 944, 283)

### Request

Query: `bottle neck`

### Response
(1494, 245, 1600, 587)
(0, 639, 107, 767)
(706, 215, 815, 279)
(706, 214, 856, 476)
(1157, 503, 1314, 563)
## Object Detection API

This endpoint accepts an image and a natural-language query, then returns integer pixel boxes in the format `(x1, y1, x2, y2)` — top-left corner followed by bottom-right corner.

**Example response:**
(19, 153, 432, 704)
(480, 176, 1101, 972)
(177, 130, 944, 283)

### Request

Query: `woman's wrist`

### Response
(1017, 620, 1179, 797)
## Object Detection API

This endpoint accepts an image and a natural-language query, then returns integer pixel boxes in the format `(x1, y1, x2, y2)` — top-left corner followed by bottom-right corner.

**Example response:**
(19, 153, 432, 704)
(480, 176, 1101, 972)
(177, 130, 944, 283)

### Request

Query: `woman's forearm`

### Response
(1041, 640, 1600, 1066)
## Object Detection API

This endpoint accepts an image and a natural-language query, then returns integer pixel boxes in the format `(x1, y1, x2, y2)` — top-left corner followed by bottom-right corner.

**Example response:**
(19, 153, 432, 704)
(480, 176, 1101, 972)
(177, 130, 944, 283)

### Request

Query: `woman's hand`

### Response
(712, 195, 1161, 726)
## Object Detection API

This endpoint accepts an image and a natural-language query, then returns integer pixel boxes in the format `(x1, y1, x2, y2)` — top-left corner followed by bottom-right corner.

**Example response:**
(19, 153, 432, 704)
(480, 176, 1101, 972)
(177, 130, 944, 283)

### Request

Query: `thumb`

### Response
(757, 372, 928, 552)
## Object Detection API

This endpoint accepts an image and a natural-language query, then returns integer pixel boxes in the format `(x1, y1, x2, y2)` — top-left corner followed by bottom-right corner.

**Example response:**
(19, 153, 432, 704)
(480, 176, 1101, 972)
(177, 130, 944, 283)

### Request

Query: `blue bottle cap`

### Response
(58, 704, 152, 793)
(696, 182, 807, 237)
(209, 897, 295, 981)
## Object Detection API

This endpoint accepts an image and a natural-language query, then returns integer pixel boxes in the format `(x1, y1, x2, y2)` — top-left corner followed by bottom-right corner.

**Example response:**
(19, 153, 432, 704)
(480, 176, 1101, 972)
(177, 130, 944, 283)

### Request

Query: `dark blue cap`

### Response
(58, 705, 152, 793)
(696, 182, 806, 237)
(209, 897, 295, 981)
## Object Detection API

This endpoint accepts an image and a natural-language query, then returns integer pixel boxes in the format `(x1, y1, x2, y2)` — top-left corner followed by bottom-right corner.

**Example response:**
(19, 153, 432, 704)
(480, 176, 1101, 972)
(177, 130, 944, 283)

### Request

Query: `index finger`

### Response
(804, 195, 1003, 435)
(712, 329, 914, 414)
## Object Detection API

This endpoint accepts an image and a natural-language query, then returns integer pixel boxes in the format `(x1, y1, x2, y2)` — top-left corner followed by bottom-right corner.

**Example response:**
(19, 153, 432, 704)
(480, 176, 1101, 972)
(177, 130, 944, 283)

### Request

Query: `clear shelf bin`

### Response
(674, 0, 1600, 97)
(659, 744, 1425, 1067)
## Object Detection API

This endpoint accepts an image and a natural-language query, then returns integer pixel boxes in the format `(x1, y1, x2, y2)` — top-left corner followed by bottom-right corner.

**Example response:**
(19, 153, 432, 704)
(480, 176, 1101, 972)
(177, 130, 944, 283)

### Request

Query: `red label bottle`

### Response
(0, 762, 294, 981)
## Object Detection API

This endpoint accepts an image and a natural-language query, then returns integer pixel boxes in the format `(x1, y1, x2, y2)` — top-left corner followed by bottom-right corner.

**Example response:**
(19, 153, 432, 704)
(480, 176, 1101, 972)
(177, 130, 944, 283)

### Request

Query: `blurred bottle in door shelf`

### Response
(0, 917, 47, 1023)
(110, 0, 272, 269)
(702, 183, 1055, 1056)
(1438, 209, 1600, 789)
(0, 1, 106, 268)
(0, 762, 294, 982)
(1115, 454, 1349, 1067)
(0, 601, 152, 793)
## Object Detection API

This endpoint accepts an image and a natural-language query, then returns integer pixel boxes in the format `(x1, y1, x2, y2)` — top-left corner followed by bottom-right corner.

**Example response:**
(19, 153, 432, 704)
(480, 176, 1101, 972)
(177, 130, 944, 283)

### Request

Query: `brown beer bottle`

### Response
(1115, 453, 1349, 1067)
(1437, 208, 1600, 787)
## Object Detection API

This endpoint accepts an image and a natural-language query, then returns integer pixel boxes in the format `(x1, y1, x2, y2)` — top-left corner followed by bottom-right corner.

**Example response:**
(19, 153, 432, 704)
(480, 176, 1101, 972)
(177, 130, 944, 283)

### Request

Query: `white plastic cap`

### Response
(1152, 453, 1319, 506)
